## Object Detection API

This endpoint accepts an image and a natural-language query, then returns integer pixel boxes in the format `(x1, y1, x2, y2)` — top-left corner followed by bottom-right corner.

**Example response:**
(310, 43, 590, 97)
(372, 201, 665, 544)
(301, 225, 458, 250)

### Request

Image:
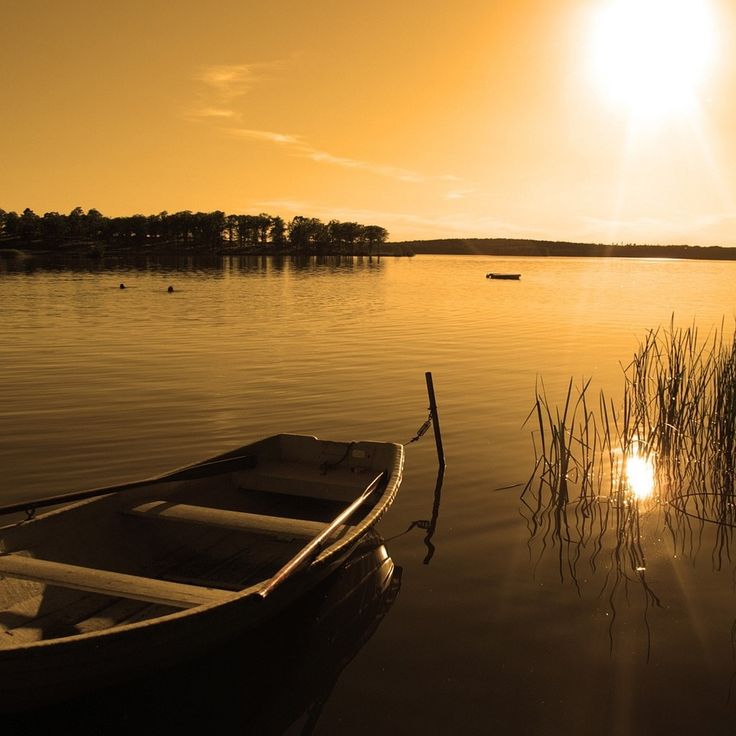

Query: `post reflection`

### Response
(390, 465, 445, 565)
(421, 466, 445, 564)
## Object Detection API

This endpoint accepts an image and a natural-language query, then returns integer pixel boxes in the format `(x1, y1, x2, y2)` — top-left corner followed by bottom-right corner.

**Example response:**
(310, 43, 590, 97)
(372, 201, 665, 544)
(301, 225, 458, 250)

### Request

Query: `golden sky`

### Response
(2, 0, 736, 245)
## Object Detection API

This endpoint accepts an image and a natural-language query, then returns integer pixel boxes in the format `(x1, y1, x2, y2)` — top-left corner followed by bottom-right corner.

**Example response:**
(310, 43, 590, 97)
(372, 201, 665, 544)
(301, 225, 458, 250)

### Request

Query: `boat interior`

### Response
(0, 435, 400, 648)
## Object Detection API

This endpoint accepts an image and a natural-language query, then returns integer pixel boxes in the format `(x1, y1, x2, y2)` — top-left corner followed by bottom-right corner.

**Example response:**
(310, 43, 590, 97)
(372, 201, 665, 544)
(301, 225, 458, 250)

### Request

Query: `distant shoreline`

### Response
(0, 242, 414, 260)
(3, 237, 736, 262)
(388, 238, 736, 261)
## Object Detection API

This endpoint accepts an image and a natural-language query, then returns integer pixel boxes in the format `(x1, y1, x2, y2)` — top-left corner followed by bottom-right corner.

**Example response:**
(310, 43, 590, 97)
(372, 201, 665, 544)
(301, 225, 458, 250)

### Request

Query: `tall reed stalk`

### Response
(523, 320, 736, 580)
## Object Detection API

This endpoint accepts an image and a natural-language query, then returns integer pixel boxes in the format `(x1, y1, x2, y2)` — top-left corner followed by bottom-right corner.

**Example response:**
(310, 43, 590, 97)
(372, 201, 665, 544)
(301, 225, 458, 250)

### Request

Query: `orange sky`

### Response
(2, 0, 736, 245)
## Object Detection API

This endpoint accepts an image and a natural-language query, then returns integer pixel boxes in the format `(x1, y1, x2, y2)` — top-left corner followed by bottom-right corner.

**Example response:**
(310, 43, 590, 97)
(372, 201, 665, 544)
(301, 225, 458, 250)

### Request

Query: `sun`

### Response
(589, 0, 716, 122)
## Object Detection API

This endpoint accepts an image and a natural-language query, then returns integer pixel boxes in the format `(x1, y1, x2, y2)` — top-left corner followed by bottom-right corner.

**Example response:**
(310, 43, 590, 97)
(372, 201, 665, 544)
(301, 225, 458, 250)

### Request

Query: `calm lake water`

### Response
(2, 253, 736, 733)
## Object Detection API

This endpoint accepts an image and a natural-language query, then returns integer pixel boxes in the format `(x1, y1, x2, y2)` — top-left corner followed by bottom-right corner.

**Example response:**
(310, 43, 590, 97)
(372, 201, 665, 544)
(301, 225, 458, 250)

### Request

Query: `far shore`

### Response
(391, 237, 736, 261)
(0, 242, 414, 260)
(2, 237, 736, 262)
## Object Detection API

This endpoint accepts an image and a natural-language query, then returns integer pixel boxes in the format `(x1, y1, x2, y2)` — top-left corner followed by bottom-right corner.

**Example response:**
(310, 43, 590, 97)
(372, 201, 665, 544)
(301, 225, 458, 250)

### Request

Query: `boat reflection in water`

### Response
(4, 534, 401, 733)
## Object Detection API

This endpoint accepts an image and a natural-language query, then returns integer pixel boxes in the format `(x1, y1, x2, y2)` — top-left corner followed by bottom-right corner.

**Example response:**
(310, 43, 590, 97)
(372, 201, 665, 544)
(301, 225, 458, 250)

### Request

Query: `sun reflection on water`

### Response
(625, 450, 656, 500)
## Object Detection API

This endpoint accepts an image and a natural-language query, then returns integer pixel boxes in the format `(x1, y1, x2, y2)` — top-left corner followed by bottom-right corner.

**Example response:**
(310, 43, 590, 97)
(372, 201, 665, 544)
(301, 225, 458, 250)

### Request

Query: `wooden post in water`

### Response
(425, 371, 446, 470)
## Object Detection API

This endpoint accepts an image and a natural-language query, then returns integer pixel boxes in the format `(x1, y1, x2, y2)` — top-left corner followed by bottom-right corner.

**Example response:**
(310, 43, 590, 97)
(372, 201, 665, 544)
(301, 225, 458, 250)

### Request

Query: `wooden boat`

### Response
(0, 433, 404, 710)
(486, 272, 521, 280)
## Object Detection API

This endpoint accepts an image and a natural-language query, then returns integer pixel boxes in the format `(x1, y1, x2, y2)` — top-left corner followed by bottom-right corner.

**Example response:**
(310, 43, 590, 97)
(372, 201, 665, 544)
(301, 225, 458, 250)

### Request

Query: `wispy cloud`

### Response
(188, 61, 281, 120)
(445, 189, 476, 200)
(302, 148, 425, 182)
(225, 125, 454, 184)
(189, 61, 462, 185)
(196, 62, 279, 99)
(226, 128, 303, 146)
(196, 107, 238, 119)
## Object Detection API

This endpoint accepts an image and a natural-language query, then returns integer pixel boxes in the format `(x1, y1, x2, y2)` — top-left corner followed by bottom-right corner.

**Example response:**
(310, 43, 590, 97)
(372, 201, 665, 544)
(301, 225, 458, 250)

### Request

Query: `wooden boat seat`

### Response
(237, 461, 372, 501)
(125, 501, 351, 540)
(0, 554, 231, 609)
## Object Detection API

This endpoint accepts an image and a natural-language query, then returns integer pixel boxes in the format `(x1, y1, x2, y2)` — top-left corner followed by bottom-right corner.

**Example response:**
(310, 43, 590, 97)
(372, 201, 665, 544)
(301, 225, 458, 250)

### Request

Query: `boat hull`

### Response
(0, 560, 344, 711)
(3, 538, 400, 727)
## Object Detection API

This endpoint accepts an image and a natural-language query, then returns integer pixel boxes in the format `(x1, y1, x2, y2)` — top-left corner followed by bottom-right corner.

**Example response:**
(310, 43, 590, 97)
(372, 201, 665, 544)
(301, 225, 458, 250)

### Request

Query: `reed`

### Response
(523, 320, 736, 584)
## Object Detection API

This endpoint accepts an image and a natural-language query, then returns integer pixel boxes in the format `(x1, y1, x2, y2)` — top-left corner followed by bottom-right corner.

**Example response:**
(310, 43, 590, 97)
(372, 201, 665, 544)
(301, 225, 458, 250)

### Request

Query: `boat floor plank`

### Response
(76, 598, 173, 634)
(0, 588, 128, 647)
(73, 537, 260, 634)
(161, 533, 293, 588)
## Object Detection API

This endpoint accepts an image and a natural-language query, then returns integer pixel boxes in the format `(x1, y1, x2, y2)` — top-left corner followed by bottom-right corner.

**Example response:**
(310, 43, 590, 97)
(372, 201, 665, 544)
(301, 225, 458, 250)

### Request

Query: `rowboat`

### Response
(486, 273, 521, 280)
(0, 433, 404, 710)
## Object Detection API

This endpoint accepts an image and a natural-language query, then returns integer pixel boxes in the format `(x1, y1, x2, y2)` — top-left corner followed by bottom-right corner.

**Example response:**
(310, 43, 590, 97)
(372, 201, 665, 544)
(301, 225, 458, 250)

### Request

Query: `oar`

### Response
(0, 453, 257, 517)
(260, 471, 385, 598)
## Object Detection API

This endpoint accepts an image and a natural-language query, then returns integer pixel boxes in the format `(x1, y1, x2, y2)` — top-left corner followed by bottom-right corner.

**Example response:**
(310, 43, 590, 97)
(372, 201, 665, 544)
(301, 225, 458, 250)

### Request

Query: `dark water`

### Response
(2, 253, 736, 733)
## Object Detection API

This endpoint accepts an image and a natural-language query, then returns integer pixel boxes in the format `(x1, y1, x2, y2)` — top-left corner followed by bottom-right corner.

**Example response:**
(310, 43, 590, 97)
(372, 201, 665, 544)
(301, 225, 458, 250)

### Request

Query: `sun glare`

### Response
(590, 0, 716, 122)
(625, 452, 655, 500)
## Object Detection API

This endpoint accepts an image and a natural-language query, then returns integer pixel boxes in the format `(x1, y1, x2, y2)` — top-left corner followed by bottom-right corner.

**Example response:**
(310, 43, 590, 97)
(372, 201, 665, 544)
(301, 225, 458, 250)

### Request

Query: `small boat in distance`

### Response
(486, 273, 521, 280)
(0, 433, 404, 710)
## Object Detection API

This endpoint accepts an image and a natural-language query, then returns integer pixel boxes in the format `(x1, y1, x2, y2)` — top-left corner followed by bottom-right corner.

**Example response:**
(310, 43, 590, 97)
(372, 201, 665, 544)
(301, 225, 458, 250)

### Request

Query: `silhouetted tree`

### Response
(328, 220, 364, 253)
(237, 215, 264, 247)
(288, 216, 328, 251)
(225, 214, 239, 245)
(68, 206, 85, 238)
(18, 208, 41, 242)
(169, 211, 194, 244)
(192, 210, 225, 248)
(129, 215, 148, 243)
(255, 213, 271, 245)
(363, 225, 388, 254)
(3, 211, 19, 238)
(270, 216, 286, 247)
(40, 212, 68, 242)
(86, 208, 104, 239)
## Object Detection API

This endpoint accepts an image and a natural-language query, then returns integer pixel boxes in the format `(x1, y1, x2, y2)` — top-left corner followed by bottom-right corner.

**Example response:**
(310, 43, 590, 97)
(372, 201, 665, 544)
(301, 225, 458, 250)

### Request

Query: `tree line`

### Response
(395, 237, 736, 261)
(0, 207, 389, 254)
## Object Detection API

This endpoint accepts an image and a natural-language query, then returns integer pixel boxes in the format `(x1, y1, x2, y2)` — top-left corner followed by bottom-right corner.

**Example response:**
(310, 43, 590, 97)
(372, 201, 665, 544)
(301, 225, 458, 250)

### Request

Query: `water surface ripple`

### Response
(2, 254, 736, 733)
